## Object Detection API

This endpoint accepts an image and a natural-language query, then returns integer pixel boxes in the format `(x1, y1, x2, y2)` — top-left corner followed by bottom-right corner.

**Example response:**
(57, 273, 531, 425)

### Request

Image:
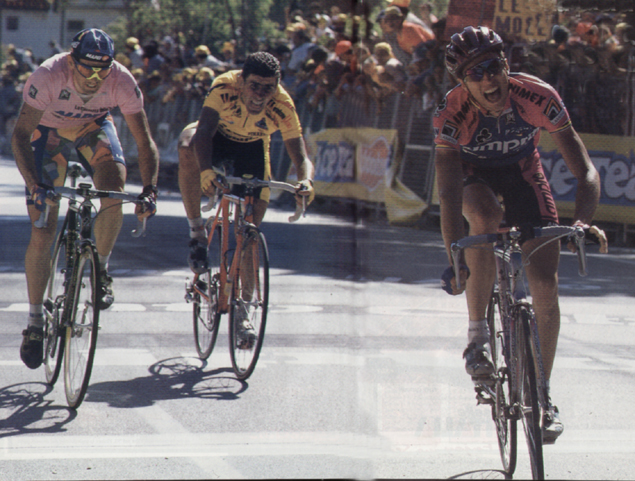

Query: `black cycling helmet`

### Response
(71, 28, 115, 64)
(445, 26, 504, 78)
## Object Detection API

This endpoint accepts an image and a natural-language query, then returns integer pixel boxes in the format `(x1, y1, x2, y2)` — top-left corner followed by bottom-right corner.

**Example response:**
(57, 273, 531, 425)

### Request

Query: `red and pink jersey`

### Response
(433, 73, 572, 167)
(23, 53, 143, 129)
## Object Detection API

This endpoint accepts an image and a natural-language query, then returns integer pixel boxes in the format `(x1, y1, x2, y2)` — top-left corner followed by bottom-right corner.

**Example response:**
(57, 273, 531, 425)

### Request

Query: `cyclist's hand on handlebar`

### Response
(569, 221, 608, 254)
(200, 168, 228, 197)
(30, 183, 57, 212)
(135, 185, 158, 219)
(295, 179, 315, 205)
(441, 264, 470, 295)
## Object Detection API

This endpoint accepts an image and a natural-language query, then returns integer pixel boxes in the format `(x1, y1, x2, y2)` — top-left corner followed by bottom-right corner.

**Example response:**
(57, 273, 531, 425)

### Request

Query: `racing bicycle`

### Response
(451, 225, 589, 479)
(185, 174, 305, 380)
(37, 164, 146, 409)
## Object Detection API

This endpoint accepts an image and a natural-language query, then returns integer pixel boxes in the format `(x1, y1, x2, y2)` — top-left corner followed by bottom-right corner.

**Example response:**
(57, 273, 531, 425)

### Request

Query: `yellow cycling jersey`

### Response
(202, 70, 303, 143)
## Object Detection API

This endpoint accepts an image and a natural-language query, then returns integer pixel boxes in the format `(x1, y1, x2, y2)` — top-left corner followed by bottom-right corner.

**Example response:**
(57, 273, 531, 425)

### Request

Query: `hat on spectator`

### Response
(71, 28, 115, 64)
(335, 40, 353, 56)
(383, 6, 404, 20)
(551, 25, 569, 44)
(126, 37, 140, 49)
(195, 45, 211, 56)
(389, 0, 411, 7)
(196, 67, 215, 81)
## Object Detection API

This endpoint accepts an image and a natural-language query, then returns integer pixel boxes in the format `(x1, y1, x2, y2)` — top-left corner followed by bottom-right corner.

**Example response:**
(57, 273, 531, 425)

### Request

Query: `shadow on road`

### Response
(0, 382, 77, 438)
(84, 356, 247, 408)
(447, 469, 509, 479)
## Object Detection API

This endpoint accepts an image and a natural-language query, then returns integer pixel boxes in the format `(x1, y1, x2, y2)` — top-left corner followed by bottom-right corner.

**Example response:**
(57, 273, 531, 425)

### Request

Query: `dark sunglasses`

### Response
(463, 57, 505, 82)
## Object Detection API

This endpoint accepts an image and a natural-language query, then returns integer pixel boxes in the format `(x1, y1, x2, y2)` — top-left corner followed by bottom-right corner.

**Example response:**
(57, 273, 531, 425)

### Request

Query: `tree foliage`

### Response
(108, 0, 285, 58)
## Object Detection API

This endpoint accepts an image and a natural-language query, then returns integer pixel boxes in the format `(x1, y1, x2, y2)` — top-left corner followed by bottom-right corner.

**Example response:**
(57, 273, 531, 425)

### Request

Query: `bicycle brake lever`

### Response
(131, 218, 147, 238)
(34, 204, 51, 229)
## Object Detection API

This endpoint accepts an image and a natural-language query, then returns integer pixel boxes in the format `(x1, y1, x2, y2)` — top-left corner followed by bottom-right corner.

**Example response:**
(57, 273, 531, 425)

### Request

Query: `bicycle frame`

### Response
(451, 225, 587, 478)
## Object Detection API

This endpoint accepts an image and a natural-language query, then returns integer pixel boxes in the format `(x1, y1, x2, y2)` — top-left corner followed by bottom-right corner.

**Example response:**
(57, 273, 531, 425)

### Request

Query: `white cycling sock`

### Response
(98, 253, 110, 272)
(28, 304, 44, 327)
(468, 319, 489, 344)
(188, 217, 206, 241)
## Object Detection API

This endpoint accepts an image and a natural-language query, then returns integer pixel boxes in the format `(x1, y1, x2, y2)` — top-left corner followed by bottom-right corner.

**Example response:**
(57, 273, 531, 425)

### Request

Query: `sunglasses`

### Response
(463, 57, 505, 82)
(72, 56, 113, 80)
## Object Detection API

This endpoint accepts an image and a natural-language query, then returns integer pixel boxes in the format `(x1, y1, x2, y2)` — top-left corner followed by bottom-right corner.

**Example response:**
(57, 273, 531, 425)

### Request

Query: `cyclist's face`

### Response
(240, 74, 278, 114)
(460, 53, 509, 115)
(68, 55, 112, 95)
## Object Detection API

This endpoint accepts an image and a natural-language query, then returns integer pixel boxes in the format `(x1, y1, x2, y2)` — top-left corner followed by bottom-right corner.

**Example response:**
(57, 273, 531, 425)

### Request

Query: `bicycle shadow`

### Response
(84, 356, 248, 408)
(448, 469, 510, 479)
(0, 382, 77, 438)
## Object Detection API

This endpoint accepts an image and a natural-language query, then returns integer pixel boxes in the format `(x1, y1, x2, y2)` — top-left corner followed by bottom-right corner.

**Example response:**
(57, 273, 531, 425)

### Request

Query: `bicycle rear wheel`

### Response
(487, 292, 517, 476)
(229, 228, 269, 380)
(517, 307, 544, 480)
(44, 229, 71, 386)
(193, 225, 223, 360)
(64, 244, 100, 409)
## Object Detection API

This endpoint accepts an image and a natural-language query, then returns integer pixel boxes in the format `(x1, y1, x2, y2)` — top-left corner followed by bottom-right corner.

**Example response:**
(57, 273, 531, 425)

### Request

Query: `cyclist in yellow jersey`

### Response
(178, 51, 315, 272)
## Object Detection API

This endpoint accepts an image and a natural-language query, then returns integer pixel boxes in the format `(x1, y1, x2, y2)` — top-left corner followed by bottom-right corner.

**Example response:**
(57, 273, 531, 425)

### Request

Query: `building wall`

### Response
(1, 1, 126, 61)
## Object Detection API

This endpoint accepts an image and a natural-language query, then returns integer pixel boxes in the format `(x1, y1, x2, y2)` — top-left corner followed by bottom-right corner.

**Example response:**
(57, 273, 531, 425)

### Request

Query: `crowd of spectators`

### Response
(0, 2, 634, 141)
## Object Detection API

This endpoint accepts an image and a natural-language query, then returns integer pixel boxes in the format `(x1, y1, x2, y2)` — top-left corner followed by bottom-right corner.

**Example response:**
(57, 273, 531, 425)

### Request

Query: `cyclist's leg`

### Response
(522, 238, 560, 380)
(461, 177, 502, 378)
(21, 126, 66, 368)
(74, 116, 126, 309)
(77, 117, 127, 264)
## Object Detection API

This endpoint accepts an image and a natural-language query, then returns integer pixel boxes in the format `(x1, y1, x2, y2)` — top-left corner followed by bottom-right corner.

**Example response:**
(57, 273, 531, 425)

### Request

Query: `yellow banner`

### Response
(300, 128, 427, 224)
(494, 0, 556, 42)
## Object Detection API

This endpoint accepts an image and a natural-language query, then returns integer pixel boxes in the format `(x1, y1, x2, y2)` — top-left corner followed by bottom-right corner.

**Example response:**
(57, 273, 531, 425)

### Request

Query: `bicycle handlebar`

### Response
(450, 225, 587, 291)
(202, 175, 307, 223)
(34, 185, 147, 237)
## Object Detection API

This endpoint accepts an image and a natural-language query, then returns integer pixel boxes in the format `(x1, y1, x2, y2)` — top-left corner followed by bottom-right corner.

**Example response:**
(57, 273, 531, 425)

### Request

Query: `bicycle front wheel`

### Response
(517, 307, 544, 480)
(229, 228, 269, 380)
(193, 225, 223, 360)
(64, 244, 100, 409)
(487, 292, 517, 476)
(44, 229, 71, 386)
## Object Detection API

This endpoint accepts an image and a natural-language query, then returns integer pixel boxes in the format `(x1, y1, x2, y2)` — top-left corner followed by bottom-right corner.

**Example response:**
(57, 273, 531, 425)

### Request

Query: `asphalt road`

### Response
(1, 157, 635, 480)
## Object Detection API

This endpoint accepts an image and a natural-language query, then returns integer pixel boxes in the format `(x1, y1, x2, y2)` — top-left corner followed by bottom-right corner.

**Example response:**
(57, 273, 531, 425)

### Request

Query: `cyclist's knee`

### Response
(92, 161, 126, 192)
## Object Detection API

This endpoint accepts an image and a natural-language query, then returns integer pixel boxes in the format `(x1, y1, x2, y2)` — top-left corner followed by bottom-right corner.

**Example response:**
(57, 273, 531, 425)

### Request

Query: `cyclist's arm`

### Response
(550, 126, 600, 225)
(124, 110, 159, 188)
(11, 102, 45, 192)
(435, 147, 466, 264)
(192, 106, 220, 173)
(284, 136, 315, 204)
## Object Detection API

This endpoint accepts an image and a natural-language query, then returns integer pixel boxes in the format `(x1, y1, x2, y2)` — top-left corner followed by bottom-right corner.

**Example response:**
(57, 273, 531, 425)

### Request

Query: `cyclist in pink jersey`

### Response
(12, 28, 159, 370)
(433, 26, 607, 444)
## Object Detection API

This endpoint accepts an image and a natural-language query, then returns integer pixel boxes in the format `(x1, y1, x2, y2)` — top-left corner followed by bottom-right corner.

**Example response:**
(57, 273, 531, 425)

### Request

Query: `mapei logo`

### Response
(29, 85, 38, 99)
(85, 53, 109, 61)
(58, 89, 71, 101)
(440, 120, 459, 144)
(544, 97, 565, 124)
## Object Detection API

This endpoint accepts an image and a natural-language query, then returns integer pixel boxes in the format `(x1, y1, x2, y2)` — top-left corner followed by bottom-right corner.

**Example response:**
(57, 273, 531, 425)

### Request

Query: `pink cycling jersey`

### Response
(23, 53, 143, 129)
(433, 73, 572, 167)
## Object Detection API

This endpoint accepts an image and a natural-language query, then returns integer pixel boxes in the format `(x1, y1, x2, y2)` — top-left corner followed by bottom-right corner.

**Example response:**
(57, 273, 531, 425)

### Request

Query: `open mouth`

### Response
(483, 86, 502, 104)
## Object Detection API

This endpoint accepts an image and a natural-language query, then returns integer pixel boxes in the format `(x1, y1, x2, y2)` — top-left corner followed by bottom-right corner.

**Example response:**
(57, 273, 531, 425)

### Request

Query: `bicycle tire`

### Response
(229, 228, 269, 380)
(193, 225, 223, 360)
(44, 228, 71, 386)
(487, 292, 517, 476)
(64, 244, 100, 409)
(517, 306, 544, 480)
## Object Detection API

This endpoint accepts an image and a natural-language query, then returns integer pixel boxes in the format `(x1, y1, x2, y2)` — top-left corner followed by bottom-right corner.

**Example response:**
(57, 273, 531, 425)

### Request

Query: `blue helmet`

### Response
(71, 28, 115, 64)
